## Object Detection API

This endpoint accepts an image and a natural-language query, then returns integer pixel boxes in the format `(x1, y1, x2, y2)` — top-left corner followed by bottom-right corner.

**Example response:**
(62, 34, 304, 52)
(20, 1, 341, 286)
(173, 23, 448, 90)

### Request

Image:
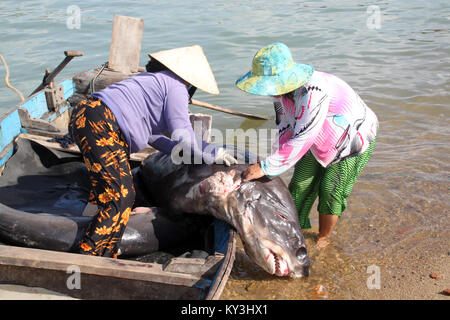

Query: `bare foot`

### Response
(131, 207, 153, 215)
(316, 236, 330, 249)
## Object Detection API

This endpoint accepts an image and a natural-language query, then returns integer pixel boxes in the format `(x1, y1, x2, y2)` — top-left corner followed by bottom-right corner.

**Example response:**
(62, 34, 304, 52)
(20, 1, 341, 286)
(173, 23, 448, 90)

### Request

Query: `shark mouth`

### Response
(265, 248, 289, 277)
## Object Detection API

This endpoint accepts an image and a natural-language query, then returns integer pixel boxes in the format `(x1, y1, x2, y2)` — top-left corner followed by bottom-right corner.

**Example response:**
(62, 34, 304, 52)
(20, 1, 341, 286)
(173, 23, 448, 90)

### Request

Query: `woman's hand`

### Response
(241, 163, 265, 181)
(215, 147, 238, 166)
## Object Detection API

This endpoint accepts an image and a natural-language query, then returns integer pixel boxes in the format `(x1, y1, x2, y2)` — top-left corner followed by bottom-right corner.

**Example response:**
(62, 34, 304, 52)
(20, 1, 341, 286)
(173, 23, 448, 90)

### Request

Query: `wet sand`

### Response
(221, 229, 449, 300)
(221, 162, 450, 300)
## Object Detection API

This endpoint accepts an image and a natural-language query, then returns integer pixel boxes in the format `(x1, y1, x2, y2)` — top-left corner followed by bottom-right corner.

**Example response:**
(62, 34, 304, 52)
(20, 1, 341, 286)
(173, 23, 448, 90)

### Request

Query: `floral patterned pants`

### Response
(69, 98, 135, 258)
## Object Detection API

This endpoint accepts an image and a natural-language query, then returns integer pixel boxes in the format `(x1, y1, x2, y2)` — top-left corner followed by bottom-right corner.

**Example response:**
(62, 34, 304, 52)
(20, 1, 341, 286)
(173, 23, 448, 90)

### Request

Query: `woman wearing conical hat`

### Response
(69, 45, 237, 257)
(237, 43, 378, 248)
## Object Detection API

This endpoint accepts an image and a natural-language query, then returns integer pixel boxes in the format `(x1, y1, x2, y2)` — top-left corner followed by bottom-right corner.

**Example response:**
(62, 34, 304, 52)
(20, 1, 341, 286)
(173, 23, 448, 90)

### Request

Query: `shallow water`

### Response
(0, 1, 449, 299)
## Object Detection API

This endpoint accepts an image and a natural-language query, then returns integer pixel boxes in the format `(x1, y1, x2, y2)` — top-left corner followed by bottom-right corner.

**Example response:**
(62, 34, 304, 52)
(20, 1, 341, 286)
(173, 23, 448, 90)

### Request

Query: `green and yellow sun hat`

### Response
(235, 43, 314, 96)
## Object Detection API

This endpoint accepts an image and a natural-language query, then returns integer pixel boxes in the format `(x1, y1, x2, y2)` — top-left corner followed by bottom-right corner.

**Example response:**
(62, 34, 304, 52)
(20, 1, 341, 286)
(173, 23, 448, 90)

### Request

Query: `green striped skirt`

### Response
(288, 139, 376, 229)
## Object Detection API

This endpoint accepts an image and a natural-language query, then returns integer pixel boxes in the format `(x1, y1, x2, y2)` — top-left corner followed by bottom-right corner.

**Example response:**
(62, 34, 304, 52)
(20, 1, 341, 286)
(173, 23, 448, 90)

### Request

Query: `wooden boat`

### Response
(0, 57, 236, 300)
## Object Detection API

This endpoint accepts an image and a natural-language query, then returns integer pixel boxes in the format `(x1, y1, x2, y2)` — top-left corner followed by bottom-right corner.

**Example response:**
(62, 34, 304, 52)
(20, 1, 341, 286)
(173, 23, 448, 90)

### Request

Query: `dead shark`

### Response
(138, 151, 310, 278)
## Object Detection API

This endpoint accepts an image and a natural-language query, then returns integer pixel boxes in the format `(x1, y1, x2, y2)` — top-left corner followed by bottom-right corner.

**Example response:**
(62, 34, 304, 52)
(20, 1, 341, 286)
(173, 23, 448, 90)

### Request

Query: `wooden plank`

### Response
(19, 133, 79, 154)
(0, 142, 14, 176)
(73, 68, 137, 95)
(0, 245, 198, 283)
(18, 108, 62, 133)
(191, 99, 272, 121)
(163, 256, 223, 277)
(108, 15, 144, 74)
(0, 265, 204, 300)
(0, 244, 206, 300)
(190, 113, 212, 142)
(18, 133, 156, 162)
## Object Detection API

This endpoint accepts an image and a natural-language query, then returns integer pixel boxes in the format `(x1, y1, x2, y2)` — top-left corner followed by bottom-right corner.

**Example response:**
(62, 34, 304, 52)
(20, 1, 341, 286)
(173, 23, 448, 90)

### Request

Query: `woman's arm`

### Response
(159, 85, 216, 163)
(148, 133, 177, 154)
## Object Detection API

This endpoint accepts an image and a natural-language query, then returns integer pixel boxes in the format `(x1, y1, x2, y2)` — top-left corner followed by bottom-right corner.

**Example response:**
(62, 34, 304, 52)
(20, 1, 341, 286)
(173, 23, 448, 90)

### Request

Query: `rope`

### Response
(0, 54, 25, 102)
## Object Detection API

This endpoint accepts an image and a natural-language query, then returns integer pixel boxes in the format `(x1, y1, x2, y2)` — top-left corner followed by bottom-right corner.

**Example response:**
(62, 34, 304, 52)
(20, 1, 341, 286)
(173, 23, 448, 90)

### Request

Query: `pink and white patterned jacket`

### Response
(260, 71, 378, 178)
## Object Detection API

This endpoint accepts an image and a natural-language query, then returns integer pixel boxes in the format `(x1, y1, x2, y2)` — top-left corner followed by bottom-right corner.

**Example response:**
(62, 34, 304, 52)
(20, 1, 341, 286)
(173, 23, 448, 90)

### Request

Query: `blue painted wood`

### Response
(0, 147, 14, 169)
(21, 78, 75, 120)
(20, 91, 47, 119)
(45, 104, 71, 122)
(0, 110, 21, 151)
(0, 78, 75, 157)
(61, 78, 76, 99)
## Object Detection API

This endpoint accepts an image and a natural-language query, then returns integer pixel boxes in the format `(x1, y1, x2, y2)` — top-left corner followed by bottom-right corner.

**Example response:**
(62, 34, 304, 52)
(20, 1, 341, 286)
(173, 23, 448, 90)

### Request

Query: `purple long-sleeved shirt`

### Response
(92, 70, 215, 163)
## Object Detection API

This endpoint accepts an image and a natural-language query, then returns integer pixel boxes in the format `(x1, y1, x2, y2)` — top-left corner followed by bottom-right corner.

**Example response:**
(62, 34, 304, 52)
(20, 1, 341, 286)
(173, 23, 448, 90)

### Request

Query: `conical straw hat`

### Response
(149, 45, 219, 95)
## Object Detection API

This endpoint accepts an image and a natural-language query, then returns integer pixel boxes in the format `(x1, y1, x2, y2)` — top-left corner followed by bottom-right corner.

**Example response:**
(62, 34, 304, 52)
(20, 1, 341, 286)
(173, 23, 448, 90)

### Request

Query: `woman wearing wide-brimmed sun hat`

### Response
(69, 45, 237, 257)
(237, 43, 378, 248)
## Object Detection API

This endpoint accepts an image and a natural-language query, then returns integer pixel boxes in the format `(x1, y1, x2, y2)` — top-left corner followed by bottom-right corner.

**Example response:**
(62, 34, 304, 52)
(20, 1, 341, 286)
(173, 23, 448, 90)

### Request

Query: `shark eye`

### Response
(296, 247, 308, 259)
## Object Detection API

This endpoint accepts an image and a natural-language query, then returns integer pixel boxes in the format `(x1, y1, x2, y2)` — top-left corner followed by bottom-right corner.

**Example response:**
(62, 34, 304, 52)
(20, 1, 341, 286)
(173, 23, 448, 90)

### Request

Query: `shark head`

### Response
(194, 169, 310, 278)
